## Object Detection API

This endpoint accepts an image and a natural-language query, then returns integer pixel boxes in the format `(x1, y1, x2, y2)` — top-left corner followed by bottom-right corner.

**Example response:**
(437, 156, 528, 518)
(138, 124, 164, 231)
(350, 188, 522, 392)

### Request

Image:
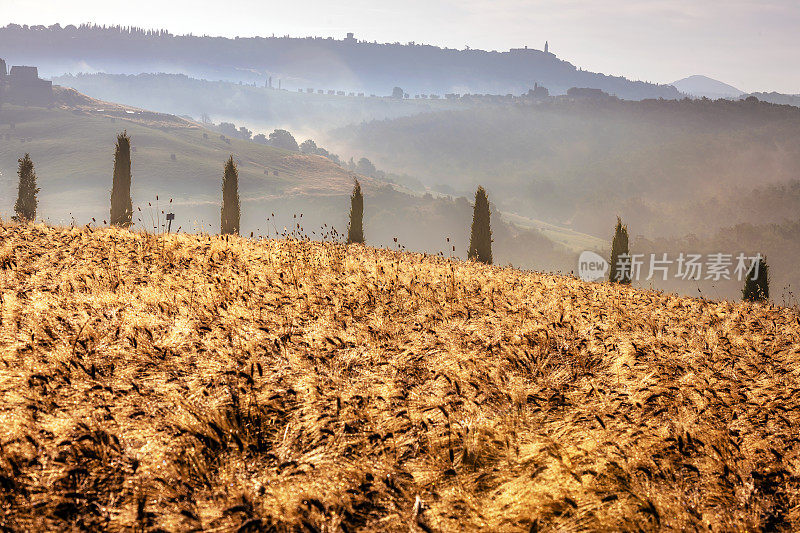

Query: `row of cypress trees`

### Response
(8, 133, 769, 303)
(219, 157, 367, 243)
(12, 129, 495, 264)
(609, 216, 770, 302)
(339, 180, 494, 264)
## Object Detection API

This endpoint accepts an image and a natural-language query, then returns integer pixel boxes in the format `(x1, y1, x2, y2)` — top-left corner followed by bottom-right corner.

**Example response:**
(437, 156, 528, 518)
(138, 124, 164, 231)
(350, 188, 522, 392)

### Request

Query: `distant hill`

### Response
(327, 97, 800, 298)
(330, 97, 800, 234)
(51, 73, 467, 136)
(745, 92, 800, 107)
(1, 23, 681, 100)
(671, 75, 744, 99)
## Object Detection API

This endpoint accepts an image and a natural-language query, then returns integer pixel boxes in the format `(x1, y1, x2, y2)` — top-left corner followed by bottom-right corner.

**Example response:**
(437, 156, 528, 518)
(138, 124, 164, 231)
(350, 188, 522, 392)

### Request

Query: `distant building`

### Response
(509, 43, 554, 56)
(0, 60, 53, 106)
(346, 32, 355, 41)
(566, 87, 609, 99)
(527, 82, 550, 99)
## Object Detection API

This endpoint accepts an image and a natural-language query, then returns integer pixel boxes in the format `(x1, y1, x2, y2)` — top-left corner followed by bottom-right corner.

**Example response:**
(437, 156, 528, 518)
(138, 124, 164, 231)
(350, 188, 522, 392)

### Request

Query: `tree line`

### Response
(9, 132, 770, 302)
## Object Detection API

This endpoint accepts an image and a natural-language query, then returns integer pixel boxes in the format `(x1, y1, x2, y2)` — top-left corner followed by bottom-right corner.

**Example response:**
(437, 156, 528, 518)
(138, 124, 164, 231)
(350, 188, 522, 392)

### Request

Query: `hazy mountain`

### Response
(672, 75, 744, 99)
(1, 23, 681, 100)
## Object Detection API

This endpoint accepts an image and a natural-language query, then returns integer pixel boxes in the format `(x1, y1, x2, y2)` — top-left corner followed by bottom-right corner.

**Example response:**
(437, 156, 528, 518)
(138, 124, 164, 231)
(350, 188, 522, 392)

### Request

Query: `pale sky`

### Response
(2, 0, 799, 93)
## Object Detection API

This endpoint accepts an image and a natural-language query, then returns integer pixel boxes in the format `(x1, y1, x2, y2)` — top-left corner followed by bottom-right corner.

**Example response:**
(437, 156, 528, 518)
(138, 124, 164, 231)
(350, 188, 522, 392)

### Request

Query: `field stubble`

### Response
(0, 223, 799, 531)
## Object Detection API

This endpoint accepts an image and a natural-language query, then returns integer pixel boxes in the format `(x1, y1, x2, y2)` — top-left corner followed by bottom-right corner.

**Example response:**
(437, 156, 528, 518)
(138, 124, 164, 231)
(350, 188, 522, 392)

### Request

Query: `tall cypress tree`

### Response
(742, 255, 769, 302)
(609, 217, 631, 284)
(347, 179, 364, 244)
(110, 131, 132, 227)
(221, 156, 240, 235)
(13, 153, 39, 222)
(468, 186, 492, 264)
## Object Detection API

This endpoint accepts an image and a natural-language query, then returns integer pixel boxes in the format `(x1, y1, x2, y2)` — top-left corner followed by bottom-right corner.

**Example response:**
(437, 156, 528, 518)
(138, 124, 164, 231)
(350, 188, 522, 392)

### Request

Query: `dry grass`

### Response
(1, 222, 799, 531)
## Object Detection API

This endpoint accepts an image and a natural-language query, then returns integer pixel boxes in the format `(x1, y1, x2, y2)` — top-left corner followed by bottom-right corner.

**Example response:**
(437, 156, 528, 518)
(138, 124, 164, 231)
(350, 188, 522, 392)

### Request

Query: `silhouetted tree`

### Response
(268, 129, 299, 152)
(110, 131, 132, 227)
(392, 87, 404, 99)
(221, 156, 240, 235)
(347, 179, 364, 244)
(356, 157, 377, 177)
(299, 139, 318, 154)
(468, 186, 492, 264)
(609, 217, 630, 284)
(742, 255, 769, 302)
(13, 153, 39, 222)
(217, 122, 239, 138)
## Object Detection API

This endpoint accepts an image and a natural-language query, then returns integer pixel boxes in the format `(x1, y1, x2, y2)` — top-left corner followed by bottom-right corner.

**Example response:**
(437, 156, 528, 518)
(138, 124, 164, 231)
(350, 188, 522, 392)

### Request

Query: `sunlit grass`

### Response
(0, 221, 798, 530)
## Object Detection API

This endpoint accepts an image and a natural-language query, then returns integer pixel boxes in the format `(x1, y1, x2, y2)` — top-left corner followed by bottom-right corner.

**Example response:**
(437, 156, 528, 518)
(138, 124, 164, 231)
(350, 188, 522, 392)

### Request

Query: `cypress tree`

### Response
(742, 255, 769, 302)
(13, 153, 39, 222)
(110, 131, 132, 227)
(609, 217, 631, 284)
(347, 179, 364, 244)
(221, 156, 240, 235)
(468, 186, 492, 264)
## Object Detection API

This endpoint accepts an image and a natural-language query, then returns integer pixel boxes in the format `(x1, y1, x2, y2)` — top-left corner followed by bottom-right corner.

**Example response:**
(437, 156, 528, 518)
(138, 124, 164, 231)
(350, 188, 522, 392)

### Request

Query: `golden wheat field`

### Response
(1, 222, 799, 531)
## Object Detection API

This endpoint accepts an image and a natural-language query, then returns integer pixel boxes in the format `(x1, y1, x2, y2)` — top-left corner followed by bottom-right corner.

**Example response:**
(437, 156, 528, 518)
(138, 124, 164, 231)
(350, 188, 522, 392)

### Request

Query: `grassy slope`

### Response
(0, 97, 361, 228)
(1, 223, 799, 530)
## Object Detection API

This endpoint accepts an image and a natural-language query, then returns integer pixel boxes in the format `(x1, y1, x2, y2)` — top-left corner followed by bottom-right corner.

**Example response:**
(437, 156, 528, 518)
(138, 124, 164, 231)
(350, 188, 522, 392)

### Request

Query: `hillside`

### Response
(0, 90, 582, 273)
(1, 223, 799, 530)
(0, 89, 365, 227)
(51, 73, 467, 136)
(1, 24, 681, 99)
(327, 97, 800, 299)
(330, 98, 800, 234)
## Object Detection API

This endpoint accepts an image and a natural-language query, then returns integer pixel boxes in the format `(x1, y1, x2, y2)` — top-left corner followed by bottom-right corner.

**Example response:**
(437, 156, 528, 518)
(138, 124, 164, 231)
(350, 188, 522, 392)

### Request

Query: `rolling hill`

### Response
(0, 222, 798, 530)
(325, 97, 800, 301)
(50, 73, 467, 136)
(0, 88, 584, 274)
(329, 97, 800, 235)
(0, 87, 364, 228)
